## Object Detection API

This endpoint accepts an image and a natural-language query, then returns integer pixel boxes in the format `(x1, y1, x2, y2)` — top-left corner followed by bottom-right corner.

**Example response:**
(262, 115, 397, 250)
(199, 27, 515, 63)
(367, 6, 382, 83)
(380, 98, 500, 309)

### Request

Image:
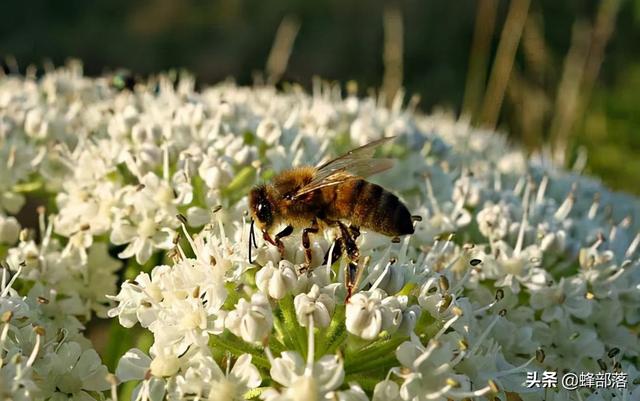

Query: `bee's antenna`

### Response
(249, 218, 258, 264)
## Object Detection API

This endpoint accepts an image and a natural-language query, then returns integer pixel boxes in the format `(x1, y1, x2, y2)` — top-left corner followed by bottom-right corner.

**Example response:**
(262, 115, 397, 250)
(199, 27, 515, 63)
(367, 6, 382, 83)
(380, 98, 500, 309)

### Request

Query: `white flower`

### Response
(257, 260, 300, 299)
(107, 271, 162, 328)
(372, 380, 401, 401)
(115, 348, 167, 401)
(381, 295, 421, 336)
(0, 214, 20, 244)
(225, 293, 273, 343)
(171, 353, 261, 401)
(116, 348, 152, 382)
(36, 342, 110, 398)
(256, 118, 282, 145)
(394, 338, 487, 401)
(476, 201, 514, 240)
(264, 351, 344, 401)
(0, 354, 38, 401)
(346, 290, 385, 340)
(110, 208, 176, 264)
(529, 277, 592, 322)
(54, 180, 119, 238)
(4, 64, 640, 401)
(485, 241, 550, 294)
(150, 352, 181, 377)
(294, 284, 335, 328)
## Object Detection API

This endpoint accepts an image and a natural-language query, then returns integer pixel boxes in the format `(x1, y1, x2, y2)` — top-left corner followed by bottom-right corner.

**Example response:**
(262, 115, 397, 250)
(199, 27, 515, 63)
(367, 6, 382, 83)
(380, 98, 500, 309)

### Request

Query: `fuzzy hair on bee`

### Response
(248, 137, 415, 266)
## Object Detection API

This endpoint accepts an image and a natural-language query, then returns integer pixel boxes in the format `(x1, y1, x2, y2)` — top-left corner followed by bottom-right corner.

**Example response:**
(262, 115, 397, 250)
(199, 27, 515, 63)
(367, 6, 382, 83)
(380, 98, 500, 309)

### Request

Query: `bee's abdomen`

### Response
(333, 179, 414, 236)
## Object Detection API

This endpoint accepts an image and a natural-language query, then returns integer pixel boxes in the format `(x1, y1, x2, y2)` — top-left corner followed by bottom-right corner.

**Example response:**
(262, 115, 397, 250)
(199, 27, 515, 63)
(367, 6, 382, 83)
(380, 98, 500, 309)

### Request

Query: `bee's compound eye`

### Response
(257, 204, 263, 212)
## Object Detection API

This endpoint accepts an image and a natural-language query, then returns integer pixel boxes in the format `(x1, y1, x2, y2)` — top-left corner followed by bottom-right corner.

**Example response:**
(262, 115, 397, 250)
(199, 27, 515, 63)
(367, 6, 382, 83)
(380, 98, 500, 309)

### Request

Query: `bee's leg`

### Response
(274, 225, 294, 257)
(337, 221, 359, 261)
(337, 221, 361, 301)
(349, 225, 360, 240)
(345, 261, 359, 301)
(302, 219, 320, 266)
(322, 237, 344, 266)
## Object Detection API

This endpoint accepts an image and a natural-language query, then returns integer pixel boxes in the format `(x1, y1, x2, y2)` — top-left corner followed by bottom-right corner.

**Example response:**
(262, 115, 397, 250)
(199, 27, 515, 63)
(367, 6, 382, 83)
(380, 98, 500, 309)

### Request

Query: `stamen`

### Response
(37, 206, 46, 242)
(162, 142, 170, 181)
(513, 176, 524, 196)
(590, 233, 605, 251)
(176, 243, 188, 261)
(588, 193, 600, 220)
(41, 213, 54, 253)
(554, 190, 575, 221)
(6, 145, 16, 168)
(605, 267, 626, 284)
(1, 264, 22, 297)
(218, 215, 228, 250)
(1, 266, 7, 292)
(536, 176, 548, 205)
(494, 170, 502, 192)
(0, 321, 11, 366)
(127, 284, 162, 308)
(179, 218, 198, 256)
(26, 326, 44, 367)
(325, 240, 336, 275)
(46, 328, 68, 352)
(492, 356, 536, 377)
(626, 233, 639, 258)
(514, 180, 532, 256)
(433, 314, 460, 341)
(413, 340, 439, 368)
(468, 314, 501, 356)
(425, 177, 442, 215)
(107, 374, 119, 401)
(446, 383, 493, 398)
(264, 346, 276, 365)
(369, 262, 391, 291)
(424, 384, 453, 400)
(450, 259, 476, 295)
(304, 315, 315, 376)
(473, 299, 498, 315)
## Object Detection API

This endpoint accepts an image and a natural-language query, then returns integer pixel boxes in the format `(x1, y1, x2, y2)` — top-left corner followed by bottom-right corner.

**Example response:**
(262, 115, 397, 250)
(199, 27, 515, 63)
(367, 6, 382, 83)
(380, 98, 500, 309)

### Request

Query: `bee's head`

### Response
(249, 185, 274, 230)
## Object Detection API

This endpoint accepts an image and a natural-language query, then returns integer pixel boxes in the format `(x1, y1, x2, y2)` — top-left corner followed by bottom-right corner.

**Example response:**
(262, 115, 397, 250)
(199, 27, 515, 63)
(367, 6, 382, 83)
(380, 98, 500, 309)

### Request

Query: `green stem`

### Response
(279, 295, 307, 357)
(318, 305, 347, 356)
(273, 308, 297, 351)
(344, 336, 407, 374)
(344, 373, 391, 392)
(209, 332, 270, 369)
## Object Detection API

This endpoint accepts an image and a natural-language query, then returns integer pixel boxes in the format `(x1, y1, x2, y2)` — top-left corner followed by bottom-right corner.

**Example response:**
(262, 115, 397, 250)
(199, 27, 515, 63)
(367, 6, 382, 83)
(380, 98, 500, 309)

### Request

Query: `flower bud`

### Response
(256, 118, 282, 145)
(346, 290, 386, 340)
(294, 284, 335, 328)
(373, 379, 401, 401)
(0, 215, 20, 244)
(150, 354, 180, 377)
(256, 260, 298, 299)
(225, 293, 273, 343)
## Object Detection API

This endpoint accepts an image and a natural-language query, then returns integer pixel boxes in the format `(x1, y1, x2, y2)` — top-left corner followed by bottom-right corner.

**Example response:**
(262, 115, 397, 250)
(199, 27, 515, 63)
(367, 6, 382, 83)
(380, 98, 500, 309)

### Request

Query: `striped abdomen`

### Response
(323, 178, 414, 236)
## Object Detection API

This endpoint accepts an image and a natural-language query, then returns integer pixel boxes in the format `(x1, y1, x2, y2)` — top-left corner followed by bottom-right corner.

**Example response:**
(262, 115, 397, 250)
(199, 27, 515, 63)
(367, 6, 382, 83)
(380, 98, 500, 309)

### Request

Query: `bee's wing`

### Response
(293, 136, 396, 198)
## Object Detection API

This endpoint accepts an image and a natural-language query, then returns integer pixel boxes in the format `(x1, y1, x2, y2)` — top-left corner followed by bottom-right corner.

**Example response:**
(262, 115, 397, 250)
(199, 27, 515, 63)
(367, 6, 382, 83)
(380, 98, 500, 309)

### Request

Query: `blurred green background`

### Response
(1, 0, 638, 194)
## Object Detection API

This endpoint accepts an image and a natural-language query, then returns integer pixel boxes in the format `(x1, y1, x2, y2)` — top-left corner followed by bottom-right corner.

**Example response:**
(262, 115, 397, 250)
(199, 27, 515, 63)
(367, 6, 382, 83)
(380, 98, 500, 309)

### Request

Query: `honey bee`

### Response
(248, 136, 415, 273)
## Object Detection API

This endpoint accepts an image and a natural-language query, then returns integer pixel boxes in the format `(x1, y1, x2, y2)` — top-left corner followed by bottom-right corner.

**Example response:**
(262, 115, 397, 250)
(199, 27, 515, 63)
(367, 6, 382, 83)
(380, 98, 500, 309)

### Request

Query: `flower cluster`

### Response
(0, 63, 638, 401)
